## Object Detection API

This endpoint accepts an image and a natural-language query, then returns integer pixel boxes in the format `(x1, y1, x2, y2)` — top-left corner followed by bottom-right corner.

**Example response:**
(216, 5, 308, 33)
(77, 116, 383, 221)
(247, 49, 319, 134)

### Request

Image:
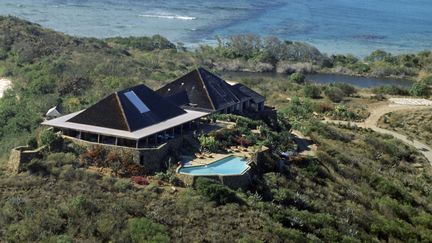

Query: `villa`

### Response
(157, 68, 265, 113)
(41, 68, 267, 172)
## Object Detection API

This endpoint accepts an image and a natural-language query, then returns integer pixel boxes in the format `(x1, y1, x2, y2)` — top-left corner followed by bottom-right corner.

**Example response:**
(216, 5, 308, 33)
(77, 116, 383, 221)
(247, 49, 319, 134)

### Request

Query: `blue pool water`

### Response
(1, 1, 432, 56)
(179, 156, 249, 176)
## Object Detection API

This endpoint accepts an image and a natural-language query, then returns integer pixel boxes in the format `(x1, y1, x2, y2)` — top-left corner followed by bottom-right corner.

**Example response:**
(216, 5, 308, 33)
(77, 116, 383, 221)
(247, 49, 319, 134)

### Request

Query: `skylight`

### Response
(124, 91, 150, 113)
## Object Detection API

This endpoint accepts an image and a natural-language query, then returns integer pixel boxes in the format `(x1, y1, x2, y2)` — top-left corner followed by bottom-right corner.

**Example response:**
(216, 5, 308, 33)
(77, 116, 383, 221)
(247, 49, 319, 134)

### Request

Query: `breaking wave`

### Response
(139, 14, 196, 20)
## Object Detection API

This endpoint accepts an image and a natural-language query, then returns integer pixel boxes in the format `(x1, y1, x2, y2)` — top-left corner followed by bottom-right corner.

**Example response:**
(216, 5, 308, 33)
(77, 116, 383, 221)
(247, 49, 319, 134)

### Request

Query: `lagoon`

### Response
(221, 71, 412, 88)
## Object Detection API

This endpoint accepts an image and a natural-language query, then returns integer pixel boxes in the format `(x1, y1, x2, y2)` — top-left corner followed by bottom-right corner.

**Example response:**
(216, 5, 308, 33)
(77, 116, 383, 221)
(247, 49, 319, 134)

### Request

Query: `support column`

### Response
(136, 139, 139, 149)
(196, 120, 199, 130)
(146, 137, 149, 147)
(115, 137, 118, 146)
(172, 128, 175, 137)
(97, 134, 101, 143)
(78, 131, 82, 140)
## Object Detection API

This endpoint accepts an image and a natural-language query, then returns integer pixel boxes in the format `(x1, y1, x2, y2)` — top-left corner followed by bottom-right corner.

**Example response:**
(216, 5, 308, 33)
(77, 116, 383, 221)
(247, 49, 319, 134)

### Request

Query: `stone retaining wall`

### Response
(177, 171, 252, 190)
(7, 146, 46, 174)
(63, 135, 193, 174)
(177, 147, 269, 189)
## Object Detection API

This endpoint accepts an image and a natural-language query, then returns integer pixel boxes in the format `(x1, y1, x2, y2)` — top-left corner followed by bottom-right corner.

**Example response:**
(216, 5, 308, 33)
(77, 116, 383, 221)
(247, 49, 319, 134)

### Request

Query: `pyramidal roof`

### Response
(67, 84, 186, 131)
(156, 68, 245, 111)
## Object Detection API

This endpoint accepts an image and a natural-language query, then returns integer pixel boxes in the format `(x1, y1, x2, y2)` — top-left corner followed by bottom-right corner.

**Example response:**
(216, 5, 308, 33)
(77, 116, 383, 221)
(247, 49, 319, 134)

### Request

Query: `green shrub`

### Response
(47, 152, 76, 167)
(27, 136, 38, 149)
(123, 218, 170, 243)
(38, 129, 62, 150)
(114, 178, 133, 192)
(69, 196, 94, 212)
(198, 135, 221, 152)
(324, 86, 345, 103)
(410, 82, 430, 97)
(421, 76, 432, 85)
(96, 216, 117, 241)
(55, 235, 73, 243)
(333, 83, 357, 96)
(106, 35, 176, 51)
(270, 228, 306, 242)
(290, 73, 306, 84)
(372, 85, 409, 96)
(24, 159, 50, 176)
(412, 213, 432, 228)
(303, 84, 321, 98)
(6, 220, 38, 242)
(194, 177, 243, 205)
(373, 178, 414, 204)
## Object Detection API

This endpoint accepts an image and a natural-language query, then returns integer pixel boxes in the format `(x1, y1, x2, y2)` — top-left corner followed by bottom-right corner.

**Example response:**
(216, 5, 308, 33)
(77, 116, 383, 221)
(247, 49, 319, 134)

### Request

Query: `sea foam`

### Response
(139, 14, 196, 20)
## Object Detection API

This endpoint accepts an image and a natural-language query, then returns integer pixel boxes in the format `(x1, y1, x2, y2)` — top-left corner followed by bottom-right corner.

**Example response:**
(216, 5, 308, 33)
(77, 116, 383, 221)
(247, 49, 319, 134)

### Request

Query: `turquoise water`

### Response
(1, 1, 432, 56)
(179, 156, 249, 176)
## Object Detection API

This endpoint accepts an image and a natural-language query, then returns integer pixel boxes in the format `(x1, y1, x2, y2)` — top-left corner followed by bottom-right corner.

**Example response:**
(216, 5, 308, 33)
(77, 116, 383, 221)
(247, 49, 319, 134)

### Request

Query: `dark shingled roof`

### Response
(232, 83, 265, 103)
(68, 84, 187, 131)
(157, 68, 244, 111)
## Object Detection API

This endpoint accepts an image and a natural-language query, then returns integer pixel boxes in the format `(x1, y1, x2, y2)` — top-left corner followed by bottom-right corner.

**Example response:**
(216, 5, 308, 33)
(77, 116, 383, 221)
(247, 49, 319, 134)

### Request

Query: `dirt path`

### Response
(291, 130, 317, 157)
(325, 101, 432, 164)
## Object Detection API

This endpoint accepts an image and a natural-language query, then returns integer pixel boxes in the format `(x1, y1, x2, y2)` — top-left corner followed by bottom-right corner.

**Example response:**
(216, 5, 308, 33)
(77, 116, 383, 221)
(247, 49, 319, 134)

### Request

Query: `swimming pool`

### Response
(178, 156, 250, 176)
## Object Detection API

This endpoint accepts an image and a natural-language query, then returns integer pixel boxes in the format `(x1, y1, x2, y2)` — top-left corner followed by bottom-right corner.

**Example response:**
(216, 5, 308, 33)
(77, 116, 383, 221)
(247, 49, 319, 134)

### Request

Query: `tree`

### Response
(303, 84, 321, 98)
(290, 73, 306, 84)
(38, 129, 62, 151)
(365, 50, 393, 63)
(198, 135, 220, 152)
(324, 87, 345, 103)
(226, 34, 262, 59)
(410, 82, 430, 97)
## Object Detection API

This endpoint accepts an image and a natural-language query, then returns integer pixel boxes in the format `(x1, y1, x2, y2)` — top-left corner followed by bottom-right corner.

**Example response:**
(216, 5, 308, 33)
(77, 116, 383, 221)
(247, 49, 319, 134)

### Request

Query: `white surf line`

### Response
(139, 14, 196, 20)
(0, 78, 12, 98)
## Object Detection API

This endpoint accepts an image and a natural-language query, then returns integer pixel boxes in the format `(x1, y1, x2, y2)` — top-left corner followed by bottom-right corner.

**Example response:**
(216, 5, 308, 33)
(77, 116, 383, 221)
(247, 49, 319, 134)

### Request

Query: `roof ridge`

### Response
(214, 72, 242, 103)
(200, 67, 240, 105)
(196, 68, 216, 110)
(115, 92, 132, 132)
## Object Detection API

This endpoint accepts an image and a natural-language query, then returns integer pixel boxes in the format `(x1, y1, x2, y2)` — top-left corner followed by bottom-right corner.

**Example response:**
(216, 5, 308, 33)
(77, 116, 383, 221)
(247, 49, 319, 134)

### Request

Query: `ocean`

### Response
(1, 0, 431, 56)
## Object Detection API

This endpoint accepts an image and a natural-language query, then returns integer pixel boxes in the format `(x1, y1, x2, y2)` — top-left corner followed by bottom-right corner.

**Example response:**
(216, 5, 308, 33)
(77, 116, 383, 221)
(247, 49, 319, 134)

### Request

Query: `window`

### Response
(124, 91, 150, 113)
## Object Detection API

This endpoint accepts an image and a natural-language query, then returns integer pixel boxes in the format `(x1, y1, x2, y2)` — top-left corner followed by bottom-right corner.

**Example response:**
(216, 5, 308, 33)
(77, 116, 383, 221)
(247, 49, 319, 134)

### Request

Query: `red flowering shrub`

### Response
(234, 136, 253, 147)
(318, 102, 334, 113)
(132, 176, 149, 185)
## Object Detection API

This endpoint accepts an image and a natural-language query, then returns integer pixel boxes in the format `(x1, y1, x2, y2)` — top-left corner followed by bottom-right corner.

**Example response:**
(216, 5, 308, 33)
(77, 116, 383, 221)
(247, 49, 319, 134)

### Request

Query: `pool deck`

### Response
(183, 145, 268, 167)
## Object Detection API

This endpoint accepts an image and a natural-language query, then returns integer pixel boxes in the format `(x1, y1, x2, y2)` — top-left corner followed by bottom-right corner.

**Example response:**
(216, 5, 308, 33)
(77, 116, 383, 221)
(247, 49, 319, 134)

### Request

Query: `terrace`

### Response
(46, 109, 209, 149)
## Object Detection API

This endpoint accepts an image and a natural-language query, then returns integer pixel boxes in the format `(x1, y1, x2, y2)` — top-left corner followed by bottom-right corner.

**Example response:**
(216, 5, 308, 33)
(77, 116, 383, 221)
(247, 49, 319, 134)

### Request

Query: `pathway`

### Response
(325, 100, 432, 164)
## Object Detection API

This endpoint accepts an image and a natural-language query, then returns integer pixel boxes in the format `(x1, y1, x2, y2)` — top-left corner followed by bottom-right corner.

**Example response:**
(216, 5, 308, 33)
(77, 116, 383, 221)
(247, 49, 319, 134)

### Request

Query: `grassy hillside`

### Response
(1, 120, 431, 242)
(0, 16, 431, 159)
(0, 17, 432, 242)
(378, 108, 432, 146)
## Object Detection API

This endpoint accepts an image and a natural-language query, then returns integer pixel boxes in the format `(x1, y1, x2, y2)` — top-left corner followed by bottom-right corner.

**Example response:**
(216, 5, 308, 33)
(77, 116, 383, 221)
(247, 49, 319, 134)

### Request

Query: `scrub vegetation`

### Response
(1, 119, 431, 242)
(378, 108, 432, 147)
(1, 16, 432, 242)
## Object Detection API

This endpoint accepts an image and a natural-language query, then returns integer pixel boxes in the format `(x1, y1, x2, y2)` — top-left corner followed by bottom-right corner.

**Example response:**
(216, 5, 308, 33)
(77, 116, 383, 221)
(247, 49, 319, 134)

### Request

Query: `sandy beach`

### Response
(0, 78, 12, 98)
